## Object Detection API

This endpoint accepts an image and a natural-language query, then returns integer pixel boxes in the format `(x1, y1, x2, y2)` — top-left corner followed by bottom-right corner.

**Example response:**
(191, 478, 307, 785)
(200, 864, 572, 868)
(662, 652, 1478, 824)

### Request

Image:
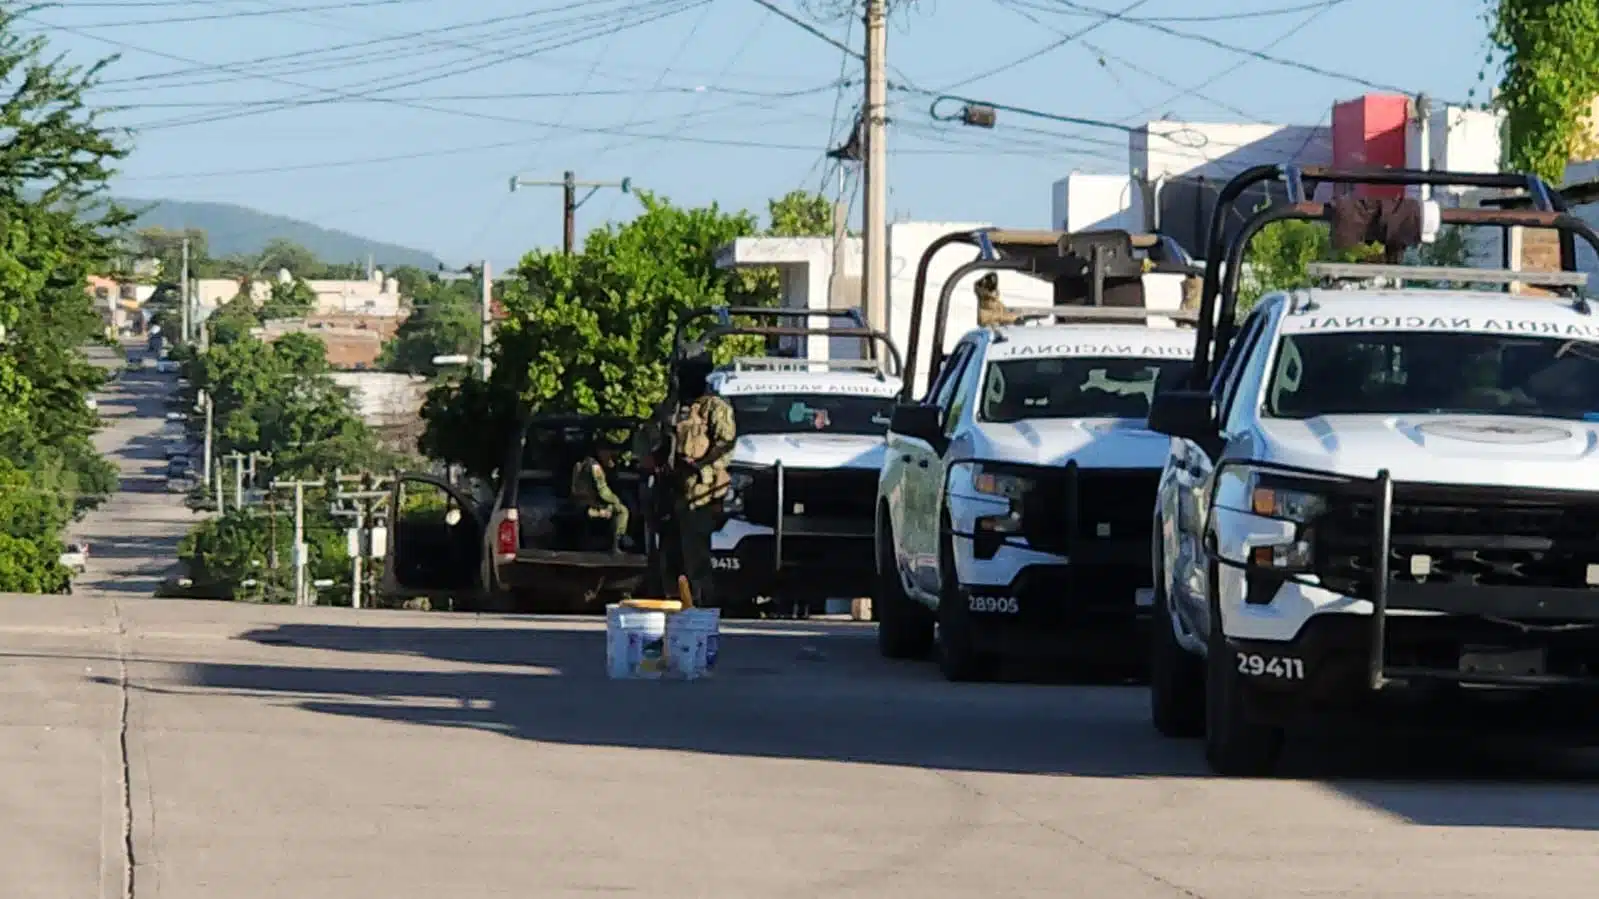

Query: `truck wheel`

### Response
(937, 523, 1000, 683)
(1150, 576, 1205, 738)
(1204, 589, 1284, 776)
(875, 516, 933, 659)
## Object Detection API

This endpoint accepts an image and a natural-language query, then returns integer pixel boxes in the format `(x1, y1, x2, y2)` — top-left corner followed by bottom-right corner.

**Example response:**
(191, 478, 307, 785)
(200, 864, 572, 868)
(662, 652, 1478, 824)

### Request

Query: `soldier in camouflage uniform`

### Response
(665, 351, 737, 606)
(975, 272, 1018, 327)
(570, 438, 631, 553)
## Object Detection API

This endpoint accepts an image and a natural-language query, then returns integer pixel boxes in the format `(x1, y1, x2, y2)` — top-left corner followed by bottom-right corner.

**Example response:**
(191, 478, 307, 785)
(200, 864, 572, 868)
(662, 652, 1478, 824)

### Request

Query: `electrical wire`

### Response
(26, 0, 443, 29)
(1043, 0, 1419, 96)
(55, 1, 713, 133)
(1118, 0, 1347, 123)
(1004, 0, 1348, 24)
(933, 0, 1152, 92)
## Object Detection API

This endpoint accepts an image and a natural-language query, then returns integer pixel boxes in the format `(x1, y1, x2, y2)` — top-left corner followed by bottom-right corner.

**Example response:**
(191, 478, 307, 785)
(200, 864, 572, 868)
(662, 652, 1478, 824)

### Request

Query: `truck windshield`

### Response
(1265, 331, 1599, 420)
(979, 357, 1192, 423)
(729, 393, 895, 436)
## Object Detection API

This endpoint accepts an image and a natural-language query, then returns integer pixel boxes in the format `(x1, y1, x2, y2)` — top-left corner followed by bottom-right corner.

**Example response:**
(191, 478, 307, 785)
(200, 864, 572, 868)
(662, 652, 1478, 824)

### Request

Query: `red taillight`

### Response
(495, 516, 518, 556)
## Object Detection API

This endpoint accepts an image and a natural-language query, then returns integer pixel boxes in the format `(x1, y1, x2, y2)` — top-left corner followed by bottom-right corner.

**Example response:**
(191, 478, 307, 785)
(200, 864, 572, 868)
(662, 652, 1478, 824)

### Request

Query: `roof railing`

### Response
(1304, 262, 1590, 291)
(901, 226, 1200, 402)
(724, 356, 890, 376)
(999, 305, 1201, 328)
(1185, 165, 1599, 387)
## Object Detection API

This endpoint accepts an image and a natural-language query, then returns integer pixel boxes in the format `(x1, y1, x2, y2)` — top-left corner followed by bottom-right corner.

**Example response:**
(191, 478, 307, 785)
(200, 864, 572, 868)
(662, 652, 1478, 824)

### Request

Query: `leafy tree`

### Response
(1486, 0, 1599, 183)
(380, 271, 480, 375)
(0, 10, 128, 590)
(254, 238, 323, 279)
(260, 276, 317, 319)
(179, 505, 350, 601)
(1239, 220, 1471, 313)
(420, 191, 773, 479)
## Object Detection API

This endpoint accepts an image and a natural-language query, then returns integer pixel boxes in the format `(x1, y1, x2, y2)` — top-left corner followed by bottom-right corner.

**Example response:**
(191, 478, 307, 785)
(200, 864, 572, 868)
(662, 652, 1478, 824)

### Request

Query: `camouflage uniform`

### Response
(975, 273, 1018, 327)
(667, 392, 736, 606)
(570, 453, 629, 551)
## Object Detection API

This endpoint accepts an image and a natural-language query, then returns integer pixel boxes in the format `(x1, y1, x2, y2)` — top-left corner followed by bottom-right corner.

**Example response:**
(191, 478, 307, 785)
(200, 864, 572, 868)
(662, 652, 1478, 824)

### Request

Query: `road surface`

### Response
(68, 351, 195, 596)
(4, 596, 1598, 899)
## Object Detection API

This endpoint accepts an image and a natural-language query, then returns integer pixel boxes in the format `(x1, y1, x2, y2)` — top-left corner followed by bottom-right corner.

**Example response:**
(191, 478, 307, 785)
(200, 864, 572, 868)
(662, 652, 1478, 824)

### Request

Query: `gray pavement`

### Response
(5, 597, 1599, 899)
(68, 352, 196, 596)
(10, 344, 1599, 898)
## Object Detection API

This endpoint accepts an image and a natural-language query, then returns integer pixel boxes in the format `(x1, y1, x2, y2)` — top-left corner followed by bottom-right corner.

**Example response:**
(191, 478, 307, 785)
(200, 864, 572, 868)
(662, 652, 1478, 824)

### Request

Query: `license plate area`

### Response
(1458, 646, 1546, 676)
(1134, 587, 1154, 608)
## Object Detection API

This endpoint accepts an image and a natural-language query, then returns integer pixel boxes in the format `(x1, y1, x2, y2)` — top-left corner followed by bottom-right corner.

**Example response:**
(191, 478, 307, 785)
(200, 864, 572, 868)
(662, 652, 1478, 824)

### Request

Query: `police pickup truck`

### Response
(874, 227, 1201, 681)
(709, 356, 901, 616)
(1146, 163, 1599, 775)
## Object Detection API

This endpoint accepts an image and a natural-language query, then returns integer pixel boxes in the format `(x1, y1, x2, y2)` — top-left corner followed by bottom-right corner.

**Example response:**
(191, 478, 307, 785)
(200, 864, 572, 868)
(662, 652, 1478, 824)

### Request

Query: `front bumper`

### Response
(957, 558, 1155, 657)
(712, 530, 875, 602)
(1215, 461, 1599, 707)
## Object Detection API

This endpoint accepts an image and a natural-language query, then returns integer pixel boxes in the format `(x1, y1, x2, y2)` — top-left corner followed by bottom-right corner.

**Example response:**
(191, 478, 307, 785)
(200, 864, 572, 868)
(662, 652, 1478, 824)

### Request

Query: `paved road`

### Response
(68, 353, 195, 596)
(5, 596, 1599, 899)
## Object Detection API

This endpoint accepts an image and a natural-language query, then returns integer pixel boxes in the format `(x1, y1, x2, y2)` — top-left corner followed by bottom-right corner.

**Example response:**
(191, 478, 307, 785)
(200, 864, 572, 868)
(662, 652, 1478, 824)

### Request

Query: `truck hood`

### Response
(733, 432, 885, 470)
(1256, 414, 1599, 490)
(971, 418, 1171, 468)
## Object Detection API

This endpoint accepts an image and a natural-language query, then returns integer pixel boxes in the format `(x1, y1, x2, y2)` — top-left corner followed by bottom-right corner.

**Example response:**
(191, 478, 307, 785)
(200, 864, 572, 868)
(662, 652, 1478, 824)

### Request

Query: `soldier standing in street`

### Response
(570, 437, 631, 554)
(665, 349, 736, 606)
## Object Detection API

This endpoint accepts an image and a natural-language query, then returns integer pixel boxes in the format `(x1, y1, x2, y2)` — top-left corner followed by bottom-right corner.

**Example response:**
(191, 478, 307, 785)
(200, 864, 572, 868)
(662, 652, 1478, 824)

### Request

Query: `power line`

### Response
(934, 0, 1153, 92)
(1118, 0, 1348, 123)
(1043, 0, 1417, 96)
(1003, 0, 1348, 23)
(48, 1, 713, 133)
(28, 0, 441, 28)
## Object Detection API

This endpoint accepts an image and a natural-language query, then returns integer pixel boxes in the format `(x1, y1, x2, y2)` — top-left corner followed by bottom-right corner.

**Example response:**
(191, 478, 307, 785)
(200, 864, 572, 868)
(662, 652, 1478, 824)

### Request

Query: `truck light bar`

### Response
(725, 356, 889, 375)
(1305, 262, 1591, 290)
(1000, 305, 1201, 326)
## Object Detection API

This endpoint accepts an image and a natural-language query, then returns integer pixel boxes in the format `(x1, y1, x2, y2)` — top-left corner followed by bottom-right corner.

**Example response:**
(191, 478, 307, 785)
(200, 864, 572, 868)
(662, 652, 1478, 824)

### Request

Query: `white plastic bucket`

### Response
(666, 608, 721, 679)
(605, 604, 669, 679)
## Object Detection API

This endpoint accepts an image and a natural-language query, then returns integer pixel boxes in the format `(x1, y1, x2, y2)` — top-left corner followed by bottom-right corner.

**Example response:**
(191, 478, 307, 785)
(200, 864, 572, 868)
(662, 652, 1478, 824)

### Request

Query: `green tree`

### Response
(254, 238, 323, 279)
(1488, 0, 1599, 183)
(260, 277, 317, 319)
(1239, 221, 1471, 312)
(380, 272, 480, 375)
(731, 190, 836, 304)
(420, 191, 770, 478)
(0, 10, 128, 590)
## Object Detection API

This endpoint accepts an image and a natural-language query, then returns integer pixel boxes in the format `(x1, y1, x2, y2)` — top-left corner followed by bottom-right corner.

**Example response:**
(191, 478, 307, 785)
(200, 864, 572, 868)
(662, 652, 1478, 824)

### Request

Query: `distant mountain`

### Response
(119, 197, 444, 270)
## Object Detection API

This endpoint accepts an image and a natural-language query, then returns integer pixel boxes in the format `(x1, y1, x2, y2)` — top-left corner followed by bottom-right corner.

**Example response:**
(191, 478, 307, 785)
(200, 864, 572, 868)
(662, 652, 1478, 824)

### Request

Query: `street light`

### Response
(431, 354, 470, 366)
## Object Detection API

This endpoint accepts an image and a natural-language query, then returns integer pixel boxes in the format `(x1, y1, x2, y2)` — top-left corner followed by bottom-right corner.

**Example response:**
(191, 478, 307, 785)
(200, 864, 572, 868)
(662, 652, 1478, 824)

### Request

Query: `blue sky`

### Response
(28, 0, 1491, 268)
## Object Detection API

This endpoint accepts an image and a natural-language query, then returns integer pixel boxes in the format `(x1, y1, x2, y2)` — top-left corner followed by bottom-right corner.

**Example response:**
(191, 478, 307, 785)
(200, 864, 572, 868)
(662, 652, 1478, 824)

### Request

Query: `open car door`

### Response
(381, 472, 486, 611)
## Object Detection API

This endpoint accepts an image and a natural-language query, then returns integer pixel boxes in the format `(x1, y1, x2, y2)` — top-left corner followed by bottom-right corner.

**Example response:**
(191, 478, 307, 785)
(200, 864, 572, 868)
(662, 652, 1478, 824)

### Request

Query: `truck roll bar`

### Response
(903, 227, 1199, 402)
(685, 324, 905, 379)
(671, 305, 870, 359)
(1189, 165, 1586, 387)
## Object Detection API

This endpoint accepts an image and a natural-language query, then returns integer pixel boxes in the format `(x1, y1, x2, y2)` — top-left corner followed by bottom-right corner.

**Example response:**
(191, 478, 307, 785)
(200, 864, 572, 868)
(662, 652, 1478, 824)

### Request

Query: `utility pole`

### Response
(215, 461, 226, 515)
(862, 0, 890, 353)
(223, 451, 247, 509)
(273, 479, 319, 606)
(479, 259, 494, 380)
(331, 474, 391, 611)
(179, 237, 190, 344)
(200, 391, 213, 488)
(509, 172, 634, 255)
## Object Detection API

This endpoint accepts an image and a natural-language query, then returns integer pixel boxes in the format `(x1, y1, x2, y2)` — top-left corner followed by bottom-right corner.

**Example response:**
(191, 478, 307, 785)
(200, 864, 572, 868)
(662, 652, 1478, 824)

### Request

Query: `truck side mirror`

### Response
(1147, 390, 1217, 442)
(890, 403, 942, 444)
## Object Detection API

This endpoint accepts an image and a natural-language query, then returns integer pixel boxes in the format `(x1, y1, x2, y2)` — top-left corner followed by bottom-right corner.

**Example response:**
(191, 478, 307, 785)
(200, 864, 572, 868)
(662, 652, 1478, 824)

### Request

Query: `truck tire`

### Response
(937, 522, 1000, 683)
(875, 514, 933, 659)
(1204, 577, 1284, 775)
(1150, 575, 1205, 738)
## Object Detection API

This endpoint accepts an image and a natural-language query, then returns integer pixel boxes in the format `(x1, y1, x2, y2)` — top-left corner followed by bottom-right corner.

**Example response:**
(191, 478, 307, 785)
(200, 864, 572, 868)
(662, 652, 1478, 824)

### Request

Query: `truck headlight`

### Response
(724, 468, 756, 516)
(1239, 470, 1329, 576)
(971, 464, 1033, 500)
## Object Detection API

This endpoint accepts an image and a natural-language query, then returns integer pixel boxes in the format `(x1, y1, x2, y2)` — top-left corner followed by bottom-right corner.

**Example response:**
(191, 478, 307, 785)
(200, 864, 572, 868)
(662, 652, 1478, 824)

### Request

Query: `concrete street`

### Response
(6, 599, 1599, 899)
(68, 350, 195, 596)
(4, 346, 1598, 898)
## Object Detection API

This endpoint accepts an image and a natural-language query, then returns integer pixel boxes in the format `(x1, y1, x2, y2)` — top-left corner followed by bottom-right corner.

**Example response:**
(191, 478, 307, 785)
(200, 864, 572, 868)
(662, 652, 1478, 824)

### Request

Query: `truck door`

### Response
(381, 473, 486, 608)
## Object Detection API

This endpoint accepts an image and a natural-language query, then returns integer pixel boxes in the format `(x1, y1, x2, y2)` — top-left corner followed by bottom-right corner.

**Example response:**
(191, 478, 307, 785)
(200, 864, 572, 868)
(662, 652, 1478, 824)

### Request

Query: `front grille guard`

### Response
(1212, 458, 1599, 690)
(732, 461, 875, 574)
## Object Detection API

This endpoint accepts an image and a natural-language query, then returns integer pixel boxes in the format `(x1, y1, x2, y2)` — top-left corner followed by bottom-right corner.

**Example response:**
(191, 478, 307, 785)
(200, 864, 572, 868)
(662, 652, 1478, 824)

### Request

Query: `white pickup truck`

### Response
(1145, 163, 1599, 775)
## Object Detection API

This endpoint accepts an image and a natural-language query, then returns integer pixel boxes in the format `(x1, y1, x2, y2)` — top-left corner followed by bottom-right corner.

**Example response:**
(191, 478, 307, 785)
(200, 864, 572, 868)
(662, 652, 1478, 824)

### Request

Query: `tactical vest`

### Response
(674, 398, 713, 459)
(570, 457, 600, 506)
